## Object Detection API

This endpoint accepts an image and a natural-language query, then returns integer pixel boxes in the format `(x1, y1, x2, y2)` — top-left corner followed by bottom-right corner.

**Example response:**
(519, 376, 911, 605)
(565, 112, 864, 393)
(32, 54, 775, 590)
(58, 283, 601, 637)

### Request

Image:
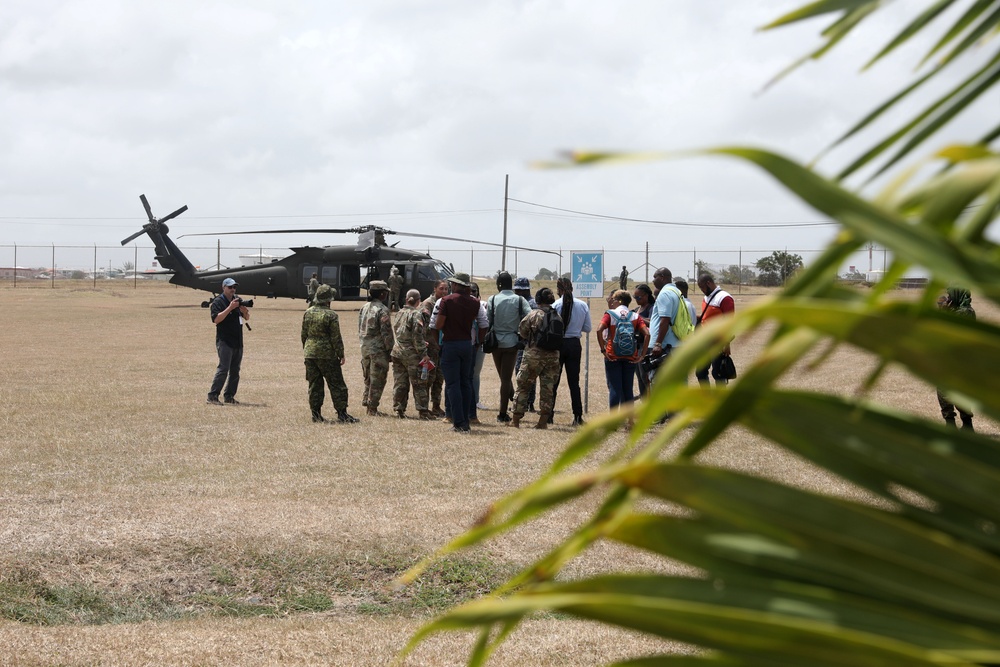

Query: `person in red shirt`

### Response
(696, 274, 735, 386)
(433, 272, 485, 432)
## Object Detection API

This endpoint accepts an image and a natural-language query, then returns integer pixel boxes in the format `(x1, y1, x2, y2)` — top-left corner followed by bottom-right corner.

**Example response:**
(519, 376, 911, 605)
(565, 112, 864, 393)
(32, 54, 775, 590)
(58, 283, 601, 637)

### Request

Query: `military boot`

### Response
(945, 417, 957, 428)
(338, 410, 359, 424)
(418, 410, 434, 420)
(396, 410, 407, 419)
(535, 412, 550, 430)
(961, 416, 974, 431)
(311, 410, 325, 423)
(510, 412, 523, 428)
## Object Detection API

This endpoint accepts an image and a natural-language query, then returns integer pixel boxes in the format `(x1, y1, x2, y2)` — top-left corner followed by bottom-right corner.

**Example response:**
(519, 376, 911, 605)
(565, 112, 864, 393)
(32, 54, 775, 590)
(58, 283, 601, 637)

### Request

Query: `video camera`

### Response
(639, 349, 670, 381)
(235, 297, 254, 308)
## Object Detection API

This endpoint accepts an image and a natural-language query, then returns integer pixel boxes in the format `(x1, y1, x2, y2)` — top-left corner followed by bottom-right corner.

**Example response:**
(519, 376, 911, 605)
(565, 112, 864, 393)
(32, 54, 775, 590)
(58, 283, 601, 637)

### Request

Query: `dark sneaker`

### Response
(224, 397, 240, 405)
(496, 412, 511, 423)
(571, 416, 585, 427)
(451, 426, 471, 433)
(207, 397, 222, 405)
(337, 410, 359, 424)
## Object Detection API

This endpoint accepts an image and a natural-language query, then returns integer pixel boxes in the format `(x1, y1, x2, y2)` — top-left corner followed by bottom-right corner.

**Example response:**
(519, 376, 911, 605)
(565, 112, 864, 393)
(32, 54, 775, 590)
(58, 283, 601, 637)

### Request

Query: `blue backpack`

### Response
(607, 309, 637, 358)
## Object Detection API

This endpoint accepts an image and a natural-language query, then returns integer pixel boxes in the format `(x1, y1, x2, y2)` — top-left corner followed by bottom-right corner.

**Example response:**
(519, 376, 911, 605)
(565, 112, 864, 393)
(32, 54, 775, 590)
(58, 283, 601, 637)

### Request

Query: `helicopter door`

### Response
(404, 264, 414, 290)
(340, 264, 361, 299)
(302, 265, 318, 298)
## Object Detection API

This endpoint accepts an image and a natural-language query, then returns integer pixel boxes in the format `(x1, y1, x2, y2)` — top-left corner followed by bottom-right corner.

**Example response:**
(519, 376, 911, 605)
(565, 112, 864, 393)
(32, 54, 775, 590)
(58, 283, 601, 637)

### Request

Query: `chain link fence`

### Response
(1, 243, 910, 290)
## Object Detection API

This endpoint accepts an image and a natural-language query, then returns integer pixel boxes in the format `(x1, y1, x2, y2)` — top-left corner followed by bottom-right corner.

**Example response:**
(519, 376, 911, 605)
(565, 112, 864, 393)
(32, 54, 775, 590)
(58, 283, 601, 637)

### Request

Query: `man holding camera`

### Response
(207, 277, 250, 405)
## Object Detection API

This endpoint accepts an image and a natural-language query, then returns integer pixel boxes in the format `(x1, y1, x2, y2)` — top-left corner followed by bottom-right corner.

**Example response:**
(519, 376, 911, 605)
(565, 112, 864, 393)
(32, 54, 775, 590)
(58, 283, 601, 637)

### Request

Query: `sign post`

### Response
(571, 252, 604, 416)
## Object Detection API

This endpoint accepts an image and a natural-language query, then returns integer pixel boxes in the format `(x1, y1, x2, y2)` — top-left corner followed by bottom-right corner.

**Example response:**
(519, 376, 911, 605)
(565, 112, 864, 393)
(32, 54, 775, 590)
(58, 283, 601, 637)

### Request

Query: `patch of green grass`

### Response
(0, 566, 185, 625)
(0, 543, 517, 625)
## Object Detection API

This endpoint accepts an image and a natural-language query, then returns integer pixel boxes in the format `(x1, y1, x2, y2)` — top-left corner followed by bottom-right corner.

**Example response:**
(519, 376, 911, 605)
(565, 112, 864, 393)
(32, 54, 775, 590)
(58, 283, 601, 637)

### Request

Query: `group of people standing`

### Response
(591, 269, 736, 421)
(204, 268, 737, 430)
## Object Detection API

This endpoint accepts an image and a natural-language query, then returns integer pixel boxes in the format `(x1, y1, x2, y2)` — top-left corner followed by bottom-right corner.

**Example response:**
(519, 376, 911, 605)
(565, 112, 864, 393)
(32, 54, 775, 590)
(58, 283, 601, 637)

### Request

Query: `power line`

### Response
(508, 198, 838, 228)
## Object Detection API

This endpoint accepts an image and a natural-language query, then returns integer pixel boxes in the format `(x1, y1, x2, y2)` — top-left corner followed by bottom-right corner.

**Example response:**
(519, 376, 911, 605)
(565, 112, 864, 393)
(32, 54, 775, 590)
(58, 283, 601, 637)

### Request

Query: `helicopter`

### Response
(121, 194, 560, 306)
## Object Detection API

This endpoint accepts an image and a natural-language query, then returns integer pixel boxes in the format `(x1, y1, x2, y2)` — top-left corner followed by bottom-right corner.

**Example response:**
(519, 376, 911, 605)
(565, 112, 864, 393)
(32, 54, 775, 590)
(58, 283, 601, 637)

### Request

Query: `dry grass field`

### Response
(0, 281, 994, 666)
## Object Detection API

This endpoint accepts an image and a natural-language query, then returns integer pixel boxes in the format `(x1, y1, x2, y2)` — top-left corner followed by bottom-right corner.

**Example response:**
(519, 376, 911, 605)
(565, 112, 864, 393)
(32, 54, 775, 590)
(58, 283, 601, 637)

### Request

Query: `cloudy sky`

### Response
(1, 1, 993, 276)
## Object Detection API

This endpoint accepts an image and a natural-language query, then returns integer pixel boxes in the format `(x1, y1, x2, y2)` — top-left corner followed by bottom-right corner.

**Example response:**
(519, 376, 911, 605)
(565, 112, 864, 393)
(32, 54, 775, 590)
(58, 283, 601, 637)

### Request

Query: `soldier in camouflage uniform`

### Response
(388, 266, 405, 312)
(391, 289, 433, 419)
(511, 287, 560, 429)
(358, 280, 394, 416)
(420, 279, 449, 417)
(307, 272, 319, 308)
(302, 284, 358, 423)
(936, 286, 976, 430)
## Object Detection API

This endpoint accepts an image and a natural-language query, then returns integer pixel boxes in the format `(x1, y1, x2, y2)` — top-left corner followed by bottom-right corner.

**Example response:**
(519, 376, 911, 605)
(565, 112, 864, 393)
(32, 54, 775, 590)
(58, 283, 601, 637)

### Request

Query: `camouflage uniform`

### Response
(307, 277, 319, 307)
(513, 306, 560, 415)
(391, 305, 430, 415)
(420, 294, 445, 413)
(301, 288, 350, 419)
(358, 295, 394, 411)
(388, 269, 404, 311)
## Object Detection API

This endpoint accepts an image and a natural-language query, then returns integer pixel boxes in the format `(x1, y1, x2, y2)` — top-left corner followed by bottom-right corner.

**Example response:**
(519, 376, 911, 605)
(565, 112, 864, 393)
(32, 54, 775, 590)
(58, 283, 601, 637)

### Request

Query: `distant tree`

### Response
(755, 251, 803, 286)
(842, 268, 866, 283)
(71, 270, 86, 280)
(719, 264, 756, 285)
(534, 268, 556, 281)
(694, 260, 712, 279)
(121, 260, 135, 274)
(561, 272, 571, 280)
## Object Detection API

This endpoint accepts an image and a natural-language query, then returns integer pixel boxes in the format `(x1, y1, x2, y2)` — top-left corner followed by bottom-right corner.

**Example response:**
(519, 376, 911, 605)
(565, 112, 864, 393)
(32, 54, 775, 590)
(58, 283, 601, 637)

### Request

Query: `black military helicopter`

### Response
(122, 194, 559, 305)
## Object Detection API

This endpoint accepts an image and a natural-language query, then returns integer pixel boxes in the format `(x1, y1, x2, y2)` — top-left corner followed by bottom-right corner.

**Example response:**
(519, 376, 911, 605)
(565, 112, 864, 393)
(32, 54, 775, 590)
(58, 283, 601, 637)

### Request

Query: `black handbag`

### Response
(482, 328, 498, 353)
(713, 354, 737, 381)
(482, 297, 498, 353)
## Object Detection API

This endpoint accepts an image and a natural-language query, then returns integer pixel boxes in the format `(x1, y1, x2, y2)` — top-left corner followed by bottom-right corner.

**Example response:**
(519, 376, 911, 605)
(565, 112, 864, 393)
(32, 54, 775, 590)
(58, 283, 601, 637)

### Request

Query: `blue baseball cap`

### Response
(222, 278, 238, 288)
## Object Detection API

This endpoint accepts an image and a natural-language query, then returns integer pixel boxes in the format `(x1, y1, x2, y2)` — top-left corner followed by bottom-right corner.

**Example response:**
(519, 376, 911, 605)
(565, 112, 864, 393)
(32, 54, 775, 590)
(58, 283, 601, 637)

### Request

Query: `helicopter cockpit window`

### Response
(433, 261, 453, 278)
(418, 264, 438, 283)
(302, 265, 318, 284)
(321, 266, 338, 285)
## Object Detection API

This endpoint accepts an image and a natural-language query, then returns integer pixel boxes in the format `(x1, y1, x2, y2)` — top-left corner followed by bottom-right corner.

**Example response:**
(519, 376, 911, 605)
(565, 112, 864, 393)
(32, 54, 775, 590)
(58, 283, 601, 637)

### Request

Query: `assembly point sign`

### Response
(571, 252, 604, 298)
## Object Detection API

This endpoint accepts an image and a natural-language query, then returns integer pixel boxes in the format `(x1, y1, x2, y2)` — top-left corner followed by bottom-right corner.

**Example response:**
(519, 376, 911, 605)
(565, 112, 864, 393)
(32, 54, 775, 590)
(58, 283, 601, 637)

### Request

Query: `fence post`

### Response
(134, 245, 138, 289)
(51, 244, 55, 289)
(93, 244, 98, 288)
(13, 243, 16, 288)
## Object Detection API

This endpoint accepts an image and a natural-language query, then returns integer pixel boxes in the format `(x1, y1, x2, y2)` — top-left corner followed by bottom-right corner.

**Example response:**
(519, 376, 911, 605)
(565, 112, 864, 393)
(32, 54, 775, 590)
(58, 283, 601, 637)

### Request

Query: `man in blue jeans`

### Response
(433, 273, 485, 432)
(207, 277, 250, 405)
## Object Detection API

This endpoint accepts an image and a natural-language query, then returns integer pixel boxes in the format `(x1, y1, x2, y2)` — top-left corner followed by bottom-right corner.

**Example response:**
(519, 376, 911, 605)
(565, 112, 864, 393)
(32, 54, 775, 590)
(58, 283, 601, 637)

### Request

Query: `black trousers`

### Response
(552, 337, 583, 418)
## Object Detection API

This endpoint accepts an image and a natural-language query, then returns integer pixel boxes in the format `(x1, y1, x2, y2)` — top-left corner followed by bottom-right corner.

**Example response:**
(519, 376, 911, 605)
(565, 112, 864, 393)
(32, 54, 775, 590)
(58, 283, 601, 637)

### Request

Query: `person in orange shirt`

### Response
(596, 290, 650, 410)
(696, 274, 735, 386)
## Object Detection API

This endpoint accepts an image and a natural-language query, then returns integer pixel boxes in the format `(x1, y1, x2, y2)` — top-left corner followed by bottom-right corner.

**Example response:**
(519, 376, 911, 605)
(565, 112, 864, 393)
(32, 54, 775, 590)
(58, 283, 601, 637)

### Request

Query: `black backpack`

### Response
(535, 308, 564, 351)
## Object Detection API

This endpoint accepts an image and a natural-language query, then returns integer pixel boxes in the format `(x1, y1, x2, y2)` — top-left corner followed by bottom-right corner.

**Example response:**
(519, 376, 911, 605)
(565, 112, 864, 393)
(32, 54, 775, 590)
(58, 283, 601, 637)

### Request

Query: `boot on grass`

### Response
(510, 412, 523, 428)
(535, 412, 550, 430)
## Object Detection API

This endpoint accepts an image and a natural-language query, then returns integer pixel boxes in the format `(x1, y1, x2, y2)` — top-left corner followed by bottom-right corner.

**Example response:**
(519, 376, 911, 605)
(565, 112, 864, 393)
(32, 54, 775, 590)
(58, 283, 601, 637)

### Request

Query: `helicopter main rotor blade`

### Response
(393, 231, 562, 257)
(178, 228, 367, 239)
(121, 229, 146, 246)
(139, 194, 155, 223)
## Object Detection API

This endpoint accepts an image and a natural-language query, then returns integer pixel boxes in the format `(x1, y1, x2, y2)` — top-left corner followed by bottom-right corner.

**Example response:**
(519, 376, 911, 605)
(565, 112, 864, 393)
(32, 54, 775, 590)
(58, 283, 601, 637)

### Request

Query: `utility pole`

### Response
(501, 174, 509, 272)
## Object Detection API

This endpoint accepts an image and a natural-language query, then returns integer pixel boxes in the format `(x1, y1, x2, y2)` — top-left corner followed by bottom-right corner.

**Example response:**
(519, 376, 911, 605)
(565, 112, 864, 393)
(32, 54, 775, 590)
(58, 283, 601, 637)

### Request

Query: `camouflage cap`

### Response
(513, 277, 530, 290)
(369, 280, 389, 291)
(314, 284, 335, 303)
